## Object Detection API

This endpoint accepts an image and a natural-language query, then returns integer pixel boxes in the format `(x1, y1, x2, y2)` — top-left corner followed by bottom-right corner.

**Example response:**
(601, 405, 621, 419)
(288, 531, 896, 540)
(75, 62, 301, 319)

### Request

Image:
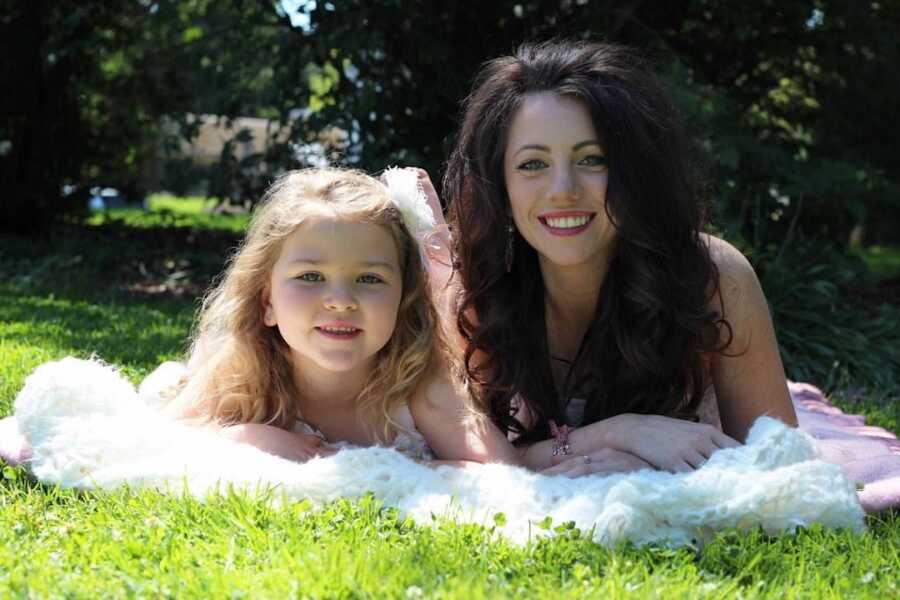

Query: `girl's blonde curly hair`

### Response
(175, 167, 443, 444)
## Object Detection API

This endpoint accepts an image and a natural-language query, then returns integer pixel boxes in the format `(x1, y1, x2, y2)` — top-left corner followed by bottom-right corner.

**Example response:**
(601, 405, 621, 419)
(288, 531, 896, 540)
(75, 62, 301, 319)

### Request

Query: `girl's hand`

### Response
(540, 448, 652, 478)
(604, 413, 740, 473)
(222, 423, 336, 463)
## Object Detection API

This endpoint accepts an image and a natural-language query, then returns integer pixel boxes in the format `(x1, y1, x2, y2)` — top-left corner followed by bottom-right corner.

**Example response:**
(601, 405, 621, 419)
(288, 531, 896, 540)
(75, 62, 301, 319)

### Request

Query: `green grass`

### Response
(859, 245, 900, 281)
(0, 480, 896, 598)
(85, 193, 250, 233)
(145, 193, 220, 214)
(1, 209, 899, 598)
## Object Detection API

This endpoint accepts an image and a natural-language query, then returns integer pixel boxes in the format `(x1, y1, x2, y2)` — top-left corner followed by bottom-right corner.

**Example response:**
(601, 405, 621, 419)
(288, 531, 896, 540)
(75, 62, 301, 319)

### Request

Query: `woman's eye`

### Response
(578, 154, 608, 167)
(516, 159, 547, 171)
(357, 274, 384, 284)
(296, 272, 324, 282)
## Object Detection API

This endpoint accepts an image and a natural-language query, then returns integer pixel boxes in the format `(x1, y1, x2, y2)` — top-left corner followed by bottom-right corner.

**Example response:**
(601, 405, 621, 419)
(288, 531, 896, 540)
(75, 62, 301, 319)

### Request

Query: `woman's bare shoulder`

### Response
(702, 234, 755, 281)
(700, 234, 760, 310)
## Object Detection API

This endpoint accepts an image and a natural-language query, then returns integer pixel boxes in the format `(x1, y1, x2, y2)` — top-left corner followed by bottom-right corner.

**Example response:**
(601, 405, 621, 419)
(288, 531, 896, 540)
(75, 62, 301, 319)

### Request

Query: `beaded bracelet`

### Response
(549, 419, 571, 457)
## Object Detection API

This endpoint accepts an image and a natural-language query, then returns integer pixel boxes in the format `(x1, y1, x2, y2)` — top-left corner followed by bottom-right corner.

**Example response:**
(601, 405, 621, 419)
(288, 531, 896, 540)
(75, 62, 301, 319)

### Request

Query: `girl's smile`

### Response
(315, 321, 363, 339)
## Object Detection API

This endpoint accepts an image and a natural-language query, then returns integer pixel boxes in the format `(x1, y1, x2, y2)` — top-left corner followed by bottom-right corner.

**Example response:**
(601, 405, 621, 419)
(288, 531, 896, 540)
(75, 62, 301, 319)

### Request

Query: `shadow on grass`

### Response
(1, 220, 240, 301)
(0, 220, 240, 414)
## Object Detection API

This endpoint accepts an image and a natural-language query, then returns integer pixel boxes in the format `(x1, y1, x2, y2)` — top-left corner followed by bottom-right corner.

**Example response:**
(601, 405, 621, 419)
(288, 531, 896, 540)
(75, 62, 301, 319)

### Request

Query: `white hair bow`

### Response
(382, 167, 437, 240)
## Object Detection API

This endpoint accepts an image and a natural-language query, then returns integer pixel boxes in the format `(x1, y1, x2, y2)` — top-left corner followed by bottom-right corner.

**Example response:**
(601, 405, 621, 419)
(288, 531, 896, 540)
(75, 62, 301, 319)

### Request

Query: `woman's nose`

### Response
(548, 165, 580, 204)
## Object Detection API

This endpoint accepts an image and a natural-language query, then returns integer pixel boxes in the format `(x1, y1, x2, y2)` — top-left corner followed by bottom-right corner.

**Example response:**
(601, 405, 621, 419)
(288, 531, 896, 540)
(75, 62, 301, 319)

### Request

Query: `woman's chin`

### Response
(535, 248, 608, 272)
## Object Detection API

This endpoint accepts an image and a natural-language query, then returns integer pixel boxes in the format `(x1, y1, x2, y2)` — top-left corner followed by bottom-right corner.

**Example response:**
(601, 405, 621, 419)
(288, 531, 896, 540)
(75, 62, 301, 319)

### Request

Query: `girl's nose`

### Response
(323, 286, 358, 312)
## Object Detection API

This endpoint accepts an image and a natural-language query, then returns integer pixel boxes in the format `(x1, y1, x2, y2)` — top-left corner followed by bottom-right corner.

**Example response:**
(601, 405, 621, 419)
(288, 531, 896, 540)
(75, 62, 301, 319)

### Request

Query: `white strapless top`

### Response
(290, 403, 434, 461)
(140, 361, 435, 461)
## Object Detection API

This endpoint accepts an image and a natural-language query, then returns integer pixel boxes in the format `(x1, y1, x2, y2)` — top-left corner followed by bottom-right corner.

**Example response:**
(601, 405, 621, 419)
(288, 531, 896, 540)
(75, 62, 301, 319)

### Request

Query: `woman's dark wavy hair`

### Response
(443, 40, 732, 444)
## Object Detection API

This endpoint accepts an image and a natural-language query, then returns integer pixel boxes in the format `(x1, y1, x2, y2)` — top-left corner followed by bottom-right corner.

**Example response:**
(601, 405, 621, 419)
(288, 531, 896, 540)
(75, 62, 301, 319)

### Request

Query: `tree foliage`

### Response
(2, 0, 897, 250)
(298, 0, 899, 249)
(0, 0, 301, 232)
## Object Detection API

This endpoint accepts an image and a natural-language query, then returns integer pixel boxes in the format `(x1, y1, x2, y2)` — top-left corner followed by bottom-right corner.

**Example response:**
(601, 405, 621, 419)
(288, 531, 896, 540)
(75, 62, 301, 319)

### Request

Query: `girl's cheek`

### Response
(368, 288, 403, 316)
(283, 284, 319, 304)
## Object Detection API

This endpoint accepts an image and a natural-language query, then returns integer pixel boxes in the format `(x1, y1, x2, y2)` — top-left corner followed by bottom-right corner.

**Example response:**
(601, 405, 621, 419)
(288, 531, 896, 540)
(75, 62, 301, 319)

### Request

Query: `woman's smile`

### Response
(537, 211, 597, 236)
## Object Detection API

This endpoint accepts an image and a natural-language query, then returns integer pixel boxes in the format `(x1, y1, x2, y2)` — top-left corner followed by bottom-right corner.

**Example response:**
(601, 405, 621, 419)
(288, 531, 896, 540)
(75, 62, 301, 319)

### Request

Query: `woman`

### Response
(437, 40, 797, 475)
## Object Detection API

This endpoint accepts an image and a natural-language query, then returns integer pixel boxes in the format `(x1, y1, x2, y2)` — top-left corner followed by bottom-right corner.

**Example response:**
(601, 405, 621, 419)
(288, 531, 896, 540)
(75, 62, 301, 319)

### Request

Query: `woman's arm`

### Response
(518, 415, 739, 472)
(520, 239, 797, 470)
(410, 377, 667, 477)
(706, 236, 798, 440)
(539, 448, 653, 478)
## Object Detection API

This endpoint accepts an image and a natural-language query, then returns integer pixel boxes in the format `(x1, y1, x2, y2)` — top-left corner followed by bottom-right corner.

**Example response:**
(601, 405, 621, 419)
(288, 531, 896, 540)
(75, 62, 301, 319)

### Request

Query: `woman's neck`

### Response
(539, 254, 611, 361)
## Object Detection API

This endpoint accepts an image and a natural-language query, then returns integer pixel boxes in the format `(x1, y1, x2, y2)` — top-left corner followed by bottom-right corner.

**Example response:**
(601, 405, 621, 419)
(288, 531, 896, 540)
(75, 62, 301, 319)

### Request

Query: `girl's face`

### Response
(264, 217, 403, 377)
(503, 92, 614, 271)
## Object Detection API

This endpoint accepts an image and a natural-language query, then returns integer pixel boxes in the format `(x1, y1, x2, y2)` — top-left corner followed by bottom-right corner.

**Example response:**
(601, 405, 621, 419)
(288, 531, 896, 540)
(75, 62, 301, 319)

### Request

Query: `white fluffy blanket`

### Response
(13, 357, 865, 547)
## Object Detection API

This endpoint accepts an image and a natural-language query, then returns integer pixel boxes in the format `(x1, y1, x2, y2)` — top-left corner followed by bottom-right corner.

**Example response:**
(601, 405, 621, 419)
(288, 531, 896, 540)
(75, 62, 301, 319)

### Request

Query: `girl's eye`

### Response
(296, 272, 324, 282)
(578, 154, 608, 167)
(516, 159, 547, 171)
(357, 274, 384, 284)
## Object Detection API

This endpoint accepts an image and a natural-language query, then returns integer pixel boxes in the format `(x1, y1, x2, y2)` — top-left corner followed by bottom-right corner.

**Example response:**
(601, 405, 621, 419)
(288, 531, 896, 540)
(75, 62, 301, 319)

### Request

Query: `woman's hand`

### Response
(520, 413, 739, 472)
(603, 413, 740, 473)
(412, 168, 443, 222)
(540, 448, 652, 478)
(221, 423, 336, 463)
(412, 168, 454, 266)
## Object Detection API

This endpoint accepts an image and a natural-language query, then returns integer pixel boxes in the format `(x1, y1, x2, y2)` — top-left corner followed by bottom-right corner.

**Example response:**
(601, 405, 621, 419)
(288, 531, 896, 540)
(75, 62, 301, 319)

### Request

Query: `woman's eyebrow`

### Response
(573, 140, 603, 151)
(512, 140, 603, 157)
(512, 144, 550, 157)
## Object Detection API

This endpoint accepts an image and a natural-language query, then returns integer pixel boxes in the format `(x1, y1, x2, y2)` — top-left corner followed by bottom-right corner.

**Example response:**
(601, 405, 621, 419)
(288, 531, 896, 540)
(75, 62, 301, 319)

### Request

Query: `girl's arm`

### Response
(221, 423, 336, 463)
(409, 371, 524, 466)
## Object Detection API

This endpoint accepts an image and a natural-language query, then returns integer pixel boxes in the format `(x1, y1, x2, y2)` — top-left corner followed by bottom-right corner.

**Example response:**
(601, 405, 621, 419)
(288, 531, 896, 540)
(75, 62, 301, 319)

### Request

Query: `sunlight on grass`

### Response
(145, 193, 219, 214)
(85, 194, 249, 233)
(0, 477, 896, 598)
(0, 287, 192, 415)
(1, 220, 898, 598)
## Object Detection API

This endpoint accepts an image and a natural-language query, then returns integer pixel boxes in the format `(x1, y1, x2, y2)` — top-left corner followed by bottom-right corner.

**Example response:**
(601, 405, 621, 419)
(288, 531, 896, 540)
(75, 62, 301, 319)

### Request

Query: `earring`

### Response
(505, 217, 515, 273)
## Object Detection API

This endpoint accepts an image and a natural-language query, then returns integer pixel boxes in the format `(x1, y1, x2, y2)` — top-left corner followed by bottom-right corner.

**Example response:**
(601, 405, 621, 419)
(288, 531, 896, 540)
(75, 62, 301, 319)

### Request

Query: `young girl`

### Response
(171, 167, 519, 466)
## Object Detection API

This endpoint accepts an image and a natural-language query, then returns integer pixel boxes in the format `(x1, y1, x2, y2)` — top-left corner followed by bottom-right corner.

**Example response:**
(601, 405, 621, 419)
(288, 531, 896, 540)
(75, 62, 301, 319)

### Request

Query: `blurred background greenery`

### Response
(1, 0, 898, 396)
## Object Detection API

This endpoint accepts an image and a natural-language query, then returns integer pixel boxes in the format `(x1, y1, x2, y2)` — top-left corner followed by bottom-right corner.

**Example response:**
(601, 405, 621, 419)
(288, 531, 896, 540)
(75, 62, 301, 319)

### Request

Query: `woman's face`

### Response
(503, 92, 614, 271)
